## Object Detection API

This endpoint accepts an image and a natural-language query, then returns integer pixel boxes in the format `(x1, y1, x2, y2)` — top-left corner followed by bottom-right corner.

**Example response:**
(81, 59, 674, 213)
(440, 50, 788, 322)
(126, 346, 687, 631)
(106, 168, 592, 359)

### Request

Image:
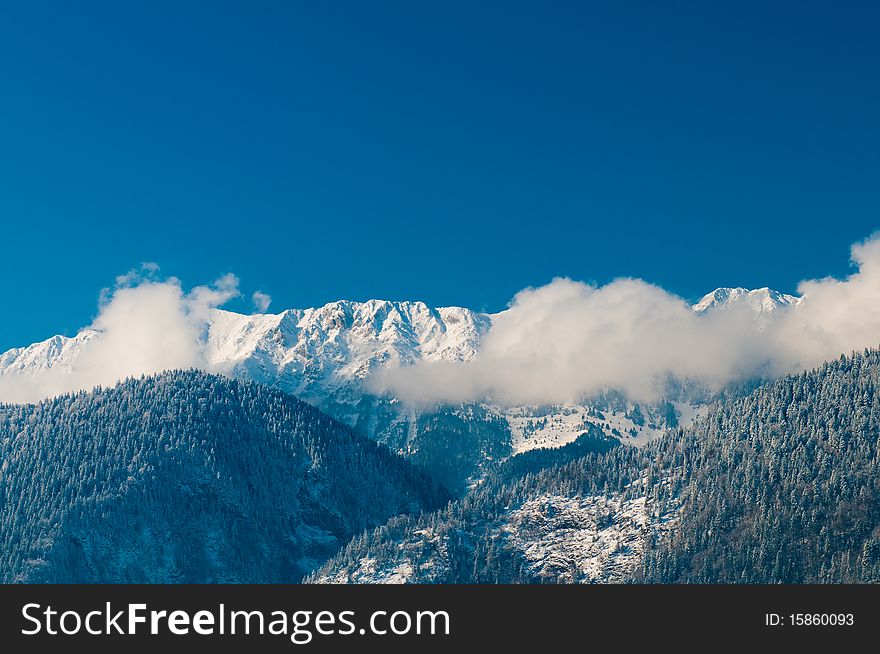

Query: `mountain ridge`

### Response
(0, 288, 803, 490)
(1, 287, 799, 393)
(692, 287, 801, 314)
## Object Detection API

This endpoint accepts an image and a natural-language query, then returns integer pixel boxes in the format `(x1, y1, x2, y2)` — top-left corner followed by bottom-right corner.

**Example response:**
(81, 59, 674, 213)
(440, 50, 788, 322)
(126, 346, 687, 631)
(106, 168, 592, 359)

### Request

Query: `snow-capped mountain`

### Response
(0, 331, 98, 376)
(205, 300, 491, 397)
(0, 289, 800, 489)
(1, 288, 798, 389)
(692, 287, 801, 314)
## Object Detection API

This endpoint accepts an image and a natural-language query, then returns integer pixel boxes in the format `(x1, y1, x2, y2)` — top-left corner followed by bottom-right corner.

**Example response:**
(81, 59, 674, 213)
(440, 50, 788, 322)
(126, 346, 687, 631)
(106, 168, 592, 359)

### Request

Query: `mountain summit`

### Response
(692, 287, 801, 314)
(1, 289, 800, 394)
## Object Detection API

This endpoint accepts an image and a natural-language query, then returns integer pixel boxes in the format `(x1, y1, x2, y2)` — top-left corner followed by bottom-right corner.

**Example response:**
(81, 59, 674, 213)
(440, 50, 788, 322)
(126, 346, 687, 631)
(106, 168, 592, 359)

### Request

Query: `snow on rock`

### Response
(312, 528, 450, 584)
(501, 488, 679, 583)
(205, 301, 492, 395)
(692, 287, 801, 315)
(0, 330, 99, 375)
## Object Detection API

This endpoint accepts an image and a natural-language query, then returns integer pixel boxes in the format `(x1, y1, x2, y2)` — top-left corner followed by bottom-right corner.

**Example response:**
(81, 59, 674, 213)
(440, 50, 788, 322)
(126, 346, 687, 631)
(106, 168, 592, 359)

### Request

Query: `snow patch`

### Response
(502, 488, 679, 583)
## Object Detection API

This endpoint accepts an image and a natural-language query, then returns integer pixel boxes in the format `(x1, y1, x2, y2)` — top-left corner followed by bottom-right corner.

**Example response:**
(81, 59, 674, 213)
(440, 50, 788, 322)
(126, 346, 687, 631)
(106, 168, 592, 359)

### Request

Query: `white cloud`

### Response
(252, 291, 272, 313)
(4, 234, 880, 408)
(0, 267, 240, 403)
(770, 235, 880, 374)
(376, 233, 880, 407)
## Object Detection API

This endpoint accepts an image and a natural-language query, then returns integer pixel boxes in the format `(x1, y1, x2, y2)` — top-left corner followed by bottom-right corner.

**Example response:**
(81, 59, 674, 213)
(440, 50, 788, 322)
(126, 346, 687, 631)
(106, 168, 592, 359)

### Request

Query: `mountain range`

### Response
(2, 288, 878, 584)
(0, 287, 802, 490)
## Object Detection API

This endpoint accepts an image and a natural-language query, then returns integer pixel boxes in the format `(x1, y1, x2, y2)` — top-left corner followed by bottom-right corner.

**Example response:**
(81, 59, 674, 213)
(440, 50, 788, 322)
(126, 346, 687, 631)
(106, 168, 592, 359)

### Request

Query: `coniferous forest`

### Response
(310, 350, 880, 584)
(3, 351, 880, 583)
(0, 371, 446, 582)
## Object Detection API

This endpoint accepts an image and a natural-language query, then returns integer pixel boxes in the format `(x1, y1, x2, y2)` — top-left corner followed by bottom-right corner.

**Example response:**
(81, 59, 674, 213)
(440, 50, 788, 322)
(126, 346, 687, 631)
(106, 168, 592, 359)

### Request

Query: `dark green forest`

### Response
(4, 350, 880, 584)
(0, 371, 446, 582)
(311, 349, 880, 583)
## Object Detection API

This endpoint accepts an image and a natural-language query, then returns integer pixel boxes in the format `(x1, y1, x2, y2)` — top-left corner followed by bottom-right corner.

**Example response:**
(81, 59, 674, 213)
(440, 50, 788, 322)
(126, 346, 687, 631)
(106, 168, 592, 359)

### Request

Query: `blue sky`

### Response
(2, 1, 879, 351)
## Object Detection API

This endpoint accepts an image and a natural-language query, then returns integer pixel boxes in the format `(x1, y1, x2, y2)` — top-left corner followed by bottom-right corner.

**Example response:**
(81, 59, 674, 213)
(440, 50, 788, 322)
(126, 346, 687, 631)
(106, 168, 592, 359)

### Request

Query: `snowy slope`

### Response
(501, 489, 679, 583)
(692, 287, 801, 314)
(501, 400, 713, 452)
(0, 330, 99, 375)
(0, 299, 490, 407)
(205, 300, 490, 396)
(311, 479, 680, 584)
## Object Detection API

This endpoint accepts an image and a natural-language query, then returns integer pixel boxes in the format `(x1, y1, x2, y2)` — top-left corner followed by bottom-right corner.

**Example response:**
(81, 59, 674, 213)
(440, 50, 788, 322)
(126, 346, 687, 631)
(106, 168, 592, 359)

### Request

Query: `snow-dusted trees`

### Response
(641, 348, 880, 583)
(311, 349, 880, 584)
(0, 371, 446, 583)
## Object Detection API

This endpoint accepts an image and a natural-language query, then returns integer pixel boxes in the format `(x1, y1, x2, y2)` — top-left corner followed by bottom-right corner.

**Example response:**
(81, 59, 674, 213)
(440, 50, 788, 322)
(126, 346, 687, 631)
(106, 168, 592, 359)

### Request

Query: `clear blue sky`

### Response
(2, 1, 878, 350)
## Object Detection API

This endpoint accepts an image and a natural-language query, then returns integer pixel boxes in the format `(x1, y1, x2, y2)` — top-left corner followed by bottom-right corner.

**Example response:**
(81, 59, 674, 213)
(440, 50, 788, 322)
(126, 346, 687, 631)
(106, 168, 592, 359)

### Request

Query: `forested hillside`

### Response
(311, 349, 880, 584)
(5, 350, 879, 584)
(0, 371, 446, 583)
(643, 350, 880, 582)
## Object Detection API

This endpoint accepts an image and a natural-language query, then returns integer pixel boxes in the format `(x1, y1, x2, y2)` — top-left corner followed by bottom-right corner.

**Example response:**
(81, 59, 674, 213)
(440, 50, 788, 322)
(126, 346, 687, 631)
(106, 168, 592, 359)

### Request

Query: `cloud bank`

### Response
(376, 234, 880, 406)
(2, 234, 880, 407)
(0, 266, 240, 403)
